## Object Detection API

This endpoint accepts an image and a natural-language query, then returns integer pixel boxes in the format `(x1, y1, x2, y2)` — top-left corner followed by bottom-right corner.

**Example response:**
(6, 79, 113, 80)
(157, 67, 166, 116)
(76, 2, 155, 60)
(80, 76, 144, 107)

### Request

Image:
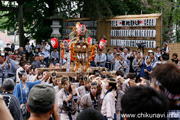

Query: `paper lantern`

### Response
(87, 37, 92, 45)
(51, 38, 58, 48)
(98, 39, 107, 50)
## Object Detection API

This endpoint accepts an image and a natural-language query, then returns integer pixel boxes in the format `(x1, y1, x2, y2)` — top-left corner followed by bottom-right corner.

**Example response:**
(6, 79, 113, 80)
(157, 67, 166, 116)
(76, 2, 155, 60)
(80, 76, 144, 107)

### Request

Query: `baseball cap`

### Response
(148, 50, 153, 53)
(28, 84, 55, 106)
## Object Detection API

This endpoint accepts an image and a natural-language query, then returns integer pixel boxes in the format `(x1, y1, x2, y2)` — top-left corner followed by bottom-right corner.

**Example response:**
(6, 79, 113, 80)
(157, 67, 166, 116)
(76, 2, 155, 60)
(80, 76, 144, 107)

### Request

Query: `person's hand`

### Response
(43, 72, 48, 79)
(136, 65, 139, 67)
(116, 76, 123, 80)
(27, 65, 31, 70)
(70, 84, 76, 91)
(65, 94, 73, 103)
(5, 58, 8, 63)
(144, 69, 148, 72)
(35, 69, 39, 75)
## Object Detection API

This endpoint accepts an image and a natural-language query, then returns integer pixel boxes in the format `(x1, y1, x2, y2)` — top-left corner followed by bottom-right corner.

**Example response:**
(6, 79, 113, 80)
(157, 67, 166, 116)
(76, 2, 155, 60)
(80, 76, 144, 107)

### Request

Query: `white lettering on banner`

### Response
(110, 39, 156, 48)
(111, 30, 156, 37)
(111, 19, 156, 27)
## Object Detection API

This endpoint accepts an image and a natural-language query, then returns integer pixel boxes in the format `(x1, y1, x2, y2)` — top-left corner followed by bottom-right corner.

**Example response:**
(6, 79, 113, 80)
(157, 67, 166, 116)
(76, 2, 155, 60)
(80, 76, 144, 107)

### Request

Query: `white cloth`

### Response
(101, 91, 116, 119)
(16, 67, 24, 83)
(25, 45, 32, 53)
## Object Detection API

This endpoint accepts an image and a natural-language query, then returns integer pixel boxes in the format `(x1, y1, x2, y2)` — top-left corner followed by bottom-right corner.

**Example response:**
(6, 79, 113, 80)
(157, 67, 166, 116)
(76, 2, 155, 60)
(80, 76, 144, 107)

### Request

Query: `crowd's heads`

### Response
(61, 76, 70, 91)
(147, 50, 153, 55)
(151, 63, 180, 100)
(172, 53, 178, 59)
(136, 52, 141, 58)
(126, 73, 136, 80)
(34, 55, 39, 61)
(84, 76, 91, 89)
(149, 52, 155, 59)
(121, 86, 169, 120)
(106, 78, 117, 91)
(27, 84, 55, 115)
(18, 70, 27, 81)
(113, 48, 117, 53)
(49, 62, 55, 68)
(2, 78, 15, 92)
(161, 54, 169, 61)
(107, 49, 111, 53)
(123, 48, 128, 53)
(53, 48, 57, 52)
(98, 49, 103, 54)
(146, 58, 151, 64)
(93, 70, 101, 77)
(90, 82, 98, 95)
(115, 70, 124, 77)
(19, 47, 24, 51)
(156, 46, 160, 51)
(39, 53, 45, 60)
(163, 42, 168, 47)
(76, 109, 104, 120)
(56, 75, 62, 88)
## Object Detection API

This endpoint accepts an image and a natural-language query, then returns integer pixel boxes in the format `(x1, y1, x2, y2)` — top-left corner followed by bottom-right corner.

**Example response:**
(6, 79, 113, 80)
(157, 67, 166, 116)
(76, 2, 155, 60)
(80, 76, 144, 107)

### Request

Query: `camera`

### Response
(51, 72, 56, 77)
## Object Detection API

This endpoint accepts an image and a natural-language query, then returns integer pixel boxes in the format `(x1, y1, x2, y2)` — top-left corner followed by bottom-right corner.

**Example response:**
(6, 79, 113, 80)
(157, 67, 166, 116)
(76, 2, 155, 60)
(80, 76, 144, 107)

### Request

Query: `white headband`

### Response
(154, 78, 180, 100)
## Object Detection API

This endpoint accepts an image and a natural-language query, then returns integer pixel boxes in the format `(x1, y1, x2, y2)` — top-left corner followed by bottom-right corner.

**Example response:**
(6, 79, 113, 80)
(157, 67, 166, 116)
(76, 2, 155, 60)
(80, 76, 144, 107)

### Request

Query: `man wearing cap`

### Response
(144, 50, 153, 63)
(27, 84, 56, 120)
(0, 53, 10, 88)
(95, 49, 106, 67)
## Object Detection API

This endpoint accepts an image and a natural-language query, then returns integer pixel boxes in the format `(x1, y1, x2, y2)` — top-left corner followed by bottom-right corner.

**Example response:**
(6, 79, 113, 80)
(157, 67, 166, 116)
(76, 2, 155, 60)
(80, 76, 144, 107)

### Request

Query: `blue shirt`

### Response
(13, 80, 41, 104)
(140, 63, 152, 80)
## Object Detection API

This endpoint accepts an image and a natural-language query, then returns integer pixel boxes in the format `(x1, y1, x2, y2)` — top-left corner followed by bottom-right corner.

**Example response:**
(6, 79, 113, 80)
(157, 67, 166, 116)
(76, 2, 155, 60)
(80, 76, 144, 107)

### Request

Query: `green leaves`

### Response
(1, 0, 179, 44)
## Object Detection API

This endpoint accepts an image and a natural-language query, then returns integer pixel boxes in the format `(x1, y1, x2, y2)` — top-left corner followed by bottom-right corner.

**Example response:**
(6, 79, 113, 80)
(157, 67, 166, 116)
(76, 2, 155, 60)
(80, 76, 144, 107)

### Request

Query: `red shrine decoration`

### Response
(51, 38, 58, 48)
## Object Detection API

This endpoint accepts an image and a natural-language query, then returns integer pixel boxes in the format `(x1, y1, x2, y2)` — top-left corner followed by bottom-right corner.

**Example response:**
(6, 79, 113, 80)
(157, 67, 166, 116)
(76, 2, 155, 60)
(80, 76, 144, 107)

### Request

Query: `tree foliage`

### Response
(1, 0, 179, 45)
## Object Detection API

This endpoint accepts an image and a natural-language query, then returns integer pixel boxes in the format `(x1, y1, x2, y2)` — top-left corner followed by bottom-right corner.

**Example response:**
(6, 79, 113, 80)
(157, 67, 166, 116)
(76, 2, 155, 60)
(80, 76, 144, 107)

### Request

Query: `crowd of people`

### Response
(0, 41, 179, 120)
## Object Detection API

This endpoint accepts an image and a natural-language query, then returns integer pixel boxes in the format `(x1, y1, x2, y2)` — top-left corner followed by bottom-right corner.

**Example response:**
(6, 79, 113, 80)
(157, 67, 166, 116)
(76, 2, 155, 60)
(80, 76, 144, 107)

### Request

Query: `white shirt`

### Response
(42, 44, 50, 58)
(106, 53, 114, 62)
(25, 45, 32, 53)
